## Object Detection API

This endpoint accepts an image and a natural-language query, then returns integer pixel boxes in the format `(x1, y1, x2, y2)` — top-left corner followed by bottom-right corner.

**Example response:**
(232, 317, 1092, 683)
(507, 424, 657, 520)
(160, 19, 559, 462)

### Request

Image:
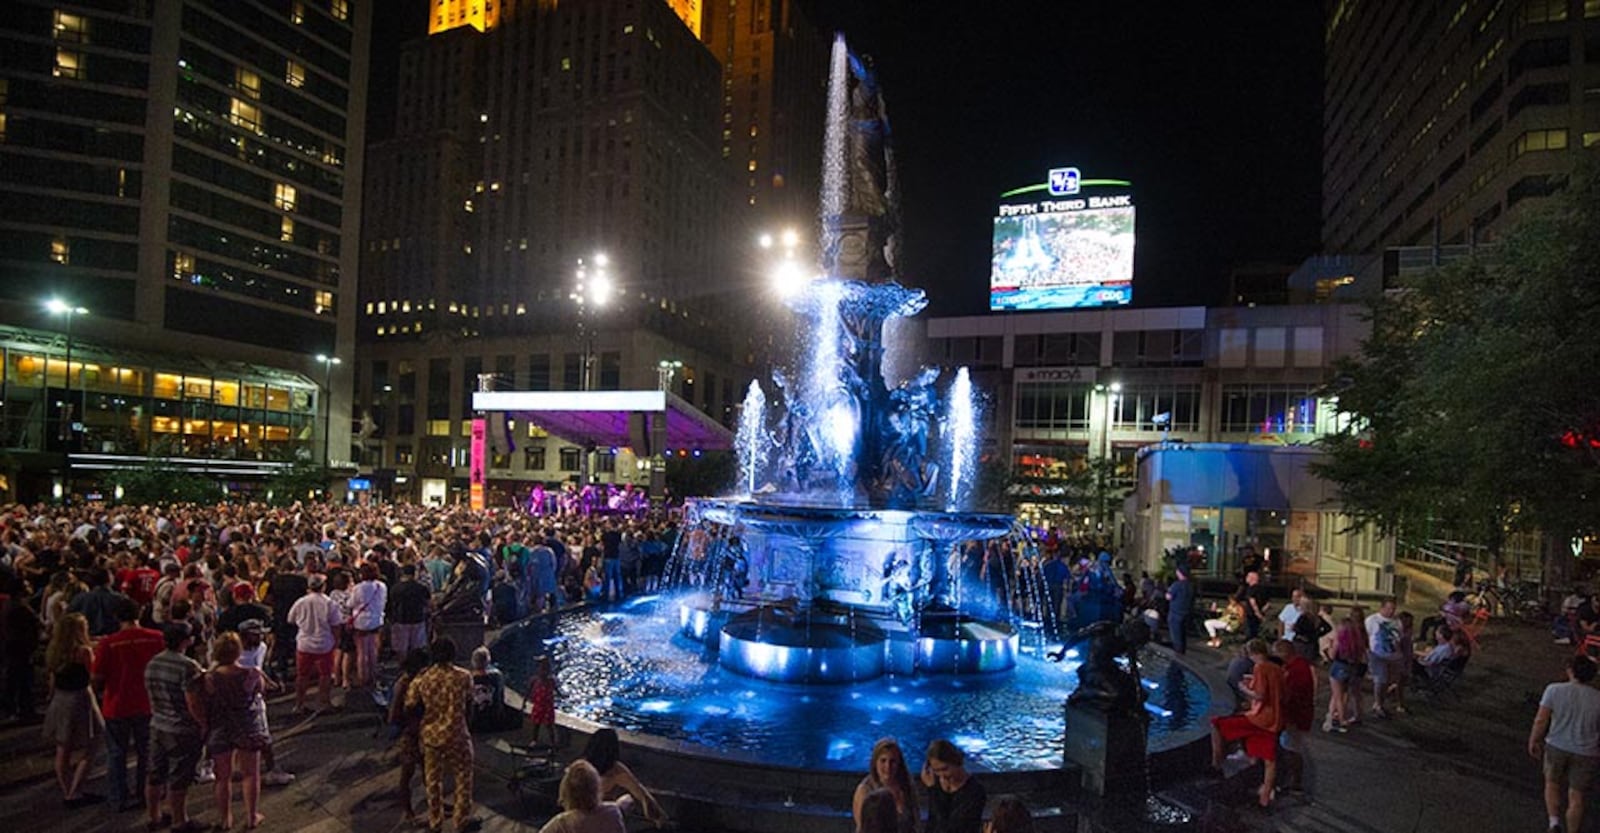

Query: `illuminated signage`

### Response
(990, 169, 1136, 311)
(469, 418, 486, 510)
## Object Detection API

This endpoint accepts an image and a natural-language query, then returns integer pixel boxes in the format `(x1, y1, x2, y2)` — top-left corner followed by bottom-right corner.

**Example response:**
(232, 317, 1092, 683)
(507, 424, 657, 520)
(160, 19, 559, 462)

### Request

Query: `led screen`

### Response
(989, 205, 1135, 310)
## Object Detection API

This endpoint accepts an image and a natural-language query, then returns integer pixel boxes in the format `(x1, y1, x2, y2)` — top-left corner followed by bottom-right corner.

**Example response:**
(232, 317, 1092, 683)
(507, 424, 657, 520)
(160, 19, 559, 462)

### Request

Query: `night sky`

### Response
(370, 2, 1325, 316)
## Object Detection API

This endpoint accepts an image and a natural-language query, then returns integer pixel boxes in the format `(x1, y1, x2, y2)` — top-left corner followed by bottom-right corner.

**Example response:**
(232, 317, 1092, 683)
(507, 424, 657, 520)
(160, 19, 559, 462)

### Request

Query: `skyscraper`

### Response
(0, 0, 369, 497)
(1322, 0, 1599, 263)
(356, 0, 762, 502)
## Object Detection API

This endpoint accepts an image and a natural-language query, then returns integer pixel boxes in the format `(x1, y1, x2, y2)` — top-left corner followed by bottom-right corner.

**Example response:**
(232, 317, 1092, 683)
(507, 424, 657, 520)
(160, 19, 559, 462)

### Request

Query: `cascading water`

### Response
(944, 366, 976, 511)
(819, 34, 849, 259)
(735, 381, 768, 497)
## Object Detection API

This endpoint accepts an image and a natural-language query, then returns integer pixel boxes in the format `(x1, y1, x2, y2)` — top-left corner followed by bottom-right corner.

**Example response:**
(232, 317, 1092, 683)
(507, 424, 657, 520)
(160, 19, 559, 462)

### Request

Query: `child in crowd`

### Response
(527, 655, 560, 749)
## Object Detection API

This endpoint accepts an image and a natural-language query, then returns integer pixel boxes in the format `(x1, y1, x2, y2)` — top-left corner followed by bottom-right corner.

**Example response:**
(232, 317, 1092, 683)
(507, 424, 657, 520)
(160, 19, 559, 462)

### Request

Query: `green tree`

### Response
(1316, 159, 1600, 578)
(109, 460, 224, 505)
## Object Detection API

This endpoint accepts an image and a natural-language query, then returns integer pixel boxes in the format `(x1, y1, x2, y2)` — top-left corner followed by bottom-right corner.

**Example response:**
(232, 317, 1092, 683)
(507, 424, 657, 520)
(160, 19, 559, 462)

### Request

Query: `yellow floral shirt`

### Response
(406, 663, 472, 746)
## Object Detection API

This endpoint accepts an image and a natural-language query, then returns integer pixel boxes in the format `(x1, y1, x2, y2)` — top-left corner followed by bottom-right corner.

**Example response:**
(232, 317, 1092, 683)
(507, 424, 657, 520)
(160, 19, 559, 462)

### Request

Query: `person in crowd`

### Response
(1413, 625, 1465, 681)
(1202, 598, 1244, 648)
(985, 797, 1035, 833)
(582, 727, 667, 825)
(526, 655, 560, 749)
(1273, 639, 1316, 796)
(1529, 656, 1600, 833)
(145, 622, 207, 833)
(43, 611, 105, 807)
(1324, 612, 1365, 732)
(407, 637, 482, 833)
(468, 646, 514, 733)
(538, 760, 626, 833)
(1210, 639, 1284, 807)
(921, 738, 986, 833)
(1290, 597, 1331, 663)
(1277, 587, 1304, 637)
(216, 582, 271, 636)
(1, 585, 42, 722)
(857, 788, 902, 833)
(235, 621, 293, 786)
(326, 569, 356, 690)
(348, 562, 387, 690)
(92, 597, 164, 811)
(389, 564, 432, 660)
(69, 567, 133, 638)
(199, 632, 270, 830)
(287, 573, 342, 714)
(390, 649, 430, 825)
(1234, 570, 1270, 640)
(852, 737, 917, 833)
(1365, 598, 1404, 718)
(1165, 563, 1195, 654)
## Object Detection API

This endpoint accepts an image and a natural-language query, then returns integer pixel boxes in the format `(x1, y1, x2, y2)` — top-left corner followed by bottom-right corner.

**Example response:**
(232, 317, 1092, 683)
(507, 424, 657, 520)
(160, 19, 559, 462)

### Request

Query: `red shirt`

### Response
(93, 626, 164, 719)
(119, 567, 161, 607)
(1281, 655, 1315, 732)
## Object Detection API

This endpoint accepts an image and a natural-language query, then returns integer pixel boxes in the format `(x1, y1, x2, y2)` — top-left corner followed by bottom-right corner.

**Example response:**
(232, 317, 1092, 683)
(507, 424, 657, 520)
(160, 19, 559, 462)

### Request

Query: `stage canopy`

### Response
(471, 390, 734, 453)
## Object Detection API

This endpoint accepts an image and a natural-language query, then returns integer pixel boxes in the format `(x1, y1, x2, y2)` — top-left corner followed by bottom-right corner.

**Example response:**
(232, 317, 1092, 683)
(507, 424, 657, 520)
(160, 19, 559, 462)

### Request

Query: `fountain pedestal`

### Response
(1063, 703, 1148, 797)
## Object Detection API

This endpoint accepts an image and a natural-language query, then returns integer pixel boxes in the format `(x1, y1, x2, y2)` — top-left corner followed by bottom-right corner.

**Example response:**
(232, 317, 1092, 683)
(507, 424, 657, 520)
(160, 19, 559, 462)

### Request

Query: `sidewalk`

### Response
(0, 609, 1578, 833)
(1168, 611, 1576, 832)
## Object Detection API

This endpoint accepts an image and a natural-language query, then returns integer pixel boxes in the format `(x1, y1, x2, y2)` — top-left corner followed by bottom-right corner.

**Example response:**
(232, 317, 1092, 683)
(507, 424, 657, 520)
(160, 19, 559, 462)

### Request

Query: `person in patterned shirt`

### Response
(405, 638, 481, 833)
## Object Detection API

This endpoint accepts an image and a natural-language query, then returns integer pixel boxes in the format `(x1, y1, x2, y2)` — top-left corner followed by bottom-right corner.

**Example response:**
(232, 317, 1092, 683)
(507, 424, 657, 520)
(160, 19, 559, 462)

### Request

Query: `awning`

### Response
(471, 390, 734, 452)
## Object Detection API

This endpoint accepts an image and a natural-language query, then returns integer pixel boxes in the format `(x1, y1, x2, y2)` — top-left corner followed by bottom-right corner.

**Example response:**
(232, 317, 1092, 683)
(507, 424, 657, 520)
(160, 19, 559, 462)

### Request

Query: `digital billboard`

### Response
(989, 168, 1135, 311)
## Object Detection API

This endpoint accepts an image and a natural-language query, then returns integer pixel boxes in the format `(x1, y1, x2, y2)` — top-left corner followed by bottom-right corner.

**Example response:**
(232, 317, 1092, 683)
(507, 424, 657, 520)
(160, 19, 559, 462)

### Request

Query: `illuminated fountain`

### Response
(492, 35, 1213, 783)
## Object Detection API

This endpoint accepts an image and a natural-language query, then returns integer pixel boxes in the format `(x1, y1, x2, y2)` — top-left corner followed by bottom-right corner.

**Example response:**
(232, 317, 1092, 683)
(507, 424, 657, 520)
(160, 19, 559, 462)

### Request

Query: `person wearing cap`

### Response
(235, 620, 293, 787)
(217, 582, 271, 637)
(286, 573, 343, 713)
(143, 622, 206, 833)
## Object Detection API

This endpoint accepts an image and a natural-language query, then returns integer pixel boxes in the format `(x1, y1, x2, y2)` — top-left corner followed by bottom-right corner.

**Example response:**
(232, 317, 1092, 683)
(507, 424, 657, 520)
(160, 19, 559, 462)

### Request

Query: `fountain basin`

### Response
(719, 609, 887, 683)
(914, 615, 1018, 674)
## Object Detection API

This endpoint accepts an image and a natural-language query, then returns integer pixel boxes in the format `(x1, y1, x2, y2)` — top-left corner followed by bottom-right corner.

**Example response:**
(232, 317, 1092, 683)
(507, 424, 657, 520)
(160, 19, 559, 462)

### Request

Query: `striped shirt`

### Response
(145, 649, 203, 736)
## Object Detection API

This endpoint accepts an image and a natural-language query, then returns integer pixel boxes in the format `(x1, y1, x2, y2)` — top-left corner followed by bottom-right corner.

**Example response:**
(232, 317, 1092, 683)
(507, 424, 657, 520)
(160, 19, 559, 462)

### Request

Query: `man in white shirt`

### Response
(287, 573, 343, 713)
(1277, 588, 1304, 636)
(1364, 598, 1404, 718)
(1530, 656, 1600, 833)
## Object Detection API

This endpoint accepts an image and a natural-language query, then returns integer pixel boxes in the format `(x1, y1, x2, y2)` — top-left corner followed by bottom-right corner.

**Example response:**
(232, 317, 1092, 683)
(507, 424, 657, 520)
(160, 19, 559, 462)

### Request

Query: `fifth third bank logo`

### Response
(1048, 167, 1080, 196)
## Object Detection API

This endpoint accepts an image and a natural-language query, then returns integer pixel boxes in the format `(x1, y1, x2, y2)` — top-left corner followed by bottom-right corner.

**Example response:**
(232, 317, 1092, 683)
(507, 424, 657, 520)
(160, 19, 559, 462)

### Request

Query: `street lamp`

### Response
(760, 228, 811, 298)
(1093, 381, 1122, 533)
(569, 253, 614, 392)
(44, 298, 88, 502)
(657, 359, 683, 392)
(315, 354, 342, 478)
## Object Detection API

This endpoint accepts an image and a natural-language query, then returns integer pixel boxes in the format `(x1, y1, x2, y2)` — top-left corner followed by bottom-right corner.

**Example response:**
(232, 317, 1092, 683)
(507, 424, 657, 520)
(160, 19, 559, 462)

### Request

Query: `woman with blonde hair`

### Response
(42, 612, 104, 806)
(201, 631, 271, 829)
(538, 760, 626, 833)
(852, 738, 918, 833)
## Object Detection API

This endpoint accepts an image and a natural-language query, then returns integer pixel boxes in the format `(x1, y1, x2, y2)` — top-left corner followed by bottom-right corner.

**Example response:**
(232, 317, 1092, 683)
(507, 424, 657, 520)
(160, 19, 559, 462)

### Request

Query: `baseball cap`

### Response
(238, 619, 266, 635)
(231, 583, 256, 602)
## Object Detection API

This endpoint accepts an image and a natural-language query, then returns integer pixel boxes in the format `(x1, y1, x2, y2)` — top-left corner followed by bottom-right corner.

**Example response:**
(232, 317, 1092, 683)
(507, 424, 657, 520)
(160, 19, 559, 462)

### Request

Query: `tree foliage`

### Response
(1315, 160, 1600, 552)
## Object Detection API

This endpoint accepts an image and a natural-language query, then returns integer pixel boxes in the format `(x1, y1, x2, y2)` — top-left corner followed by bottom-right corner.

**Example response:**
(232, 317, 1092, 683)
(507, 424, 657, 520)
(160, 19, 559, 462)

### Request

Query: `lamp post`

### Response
(569, 254, 613, 485)
(656, 359, 683, 393)
(315, 354, 342, 484)
(1094, 381, 1122, 534)
(569, 253, 613, 392)
(45, 298, 87, 501)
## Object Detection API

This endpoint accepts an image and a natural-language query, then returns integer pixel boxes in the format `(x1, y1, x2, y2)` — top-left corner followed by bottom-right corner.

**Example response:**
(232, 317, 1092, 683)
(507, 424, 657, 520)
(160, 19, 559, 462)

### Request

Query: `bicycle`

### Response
(1469, 580, 1547, 622)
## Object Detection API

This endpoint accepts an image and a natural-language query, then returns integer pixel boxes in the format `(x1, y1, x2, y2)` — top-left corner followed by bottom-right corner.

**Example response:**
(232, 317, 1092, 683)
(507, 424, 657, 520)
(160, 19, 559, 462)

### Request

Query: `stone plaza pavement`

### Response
(0, 608, 1578, 833)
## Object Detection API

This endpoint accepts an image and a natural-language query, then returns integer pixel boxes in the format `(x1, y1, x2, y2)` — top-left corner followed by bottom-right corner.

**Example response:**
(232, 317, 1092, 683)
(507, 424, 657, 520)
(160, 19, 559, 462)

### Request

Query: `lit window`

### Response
(290, 2, 305, 24)
(464, 199, 474, 213)
(364, 302, 373, 314)
(236, 67, 261, 98)
(401, 300, 411, 312)
(749, 124, 758, 137)
(561, 57, 572, 71)
(314, 290, 333, 314)
(173, 251, 194, 279)
(330, 0, 350, 21)
(0, 113, 7, 143)
(54, 49, 85, 79)
(54, 11, 88, 43)
(280, 216, 295, 242)
(285, 60, 306, 88)
(1583, 132, 1600, 148)
(229, 98, 262, 131)
(274, 182, 297, 211)
(377, 301, 386, 314)
(50, 236, 69, 265)
(624, 24, 634, 33)
(1510, 127, 1569, 159)
(747, 160, 757, 172)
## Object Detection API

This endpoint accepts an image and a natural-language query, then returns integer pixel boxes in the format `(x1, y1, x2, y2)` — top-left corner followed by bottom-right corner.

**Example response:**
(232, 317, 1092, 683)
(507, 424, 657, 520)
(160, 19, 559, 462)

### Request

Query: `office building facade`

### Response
(1322, 0, 1600, 263)
(0, 0, 369, 499)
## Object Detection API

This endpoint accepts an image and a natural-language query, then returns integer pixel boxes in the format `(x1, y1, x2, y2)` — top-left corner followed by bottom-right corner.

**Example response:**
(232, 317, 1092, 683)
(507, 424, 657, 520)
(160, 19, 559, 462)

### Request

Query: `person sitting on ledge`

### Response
(580, 728, 667, 827)
(1210, 638, 1285, 808)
